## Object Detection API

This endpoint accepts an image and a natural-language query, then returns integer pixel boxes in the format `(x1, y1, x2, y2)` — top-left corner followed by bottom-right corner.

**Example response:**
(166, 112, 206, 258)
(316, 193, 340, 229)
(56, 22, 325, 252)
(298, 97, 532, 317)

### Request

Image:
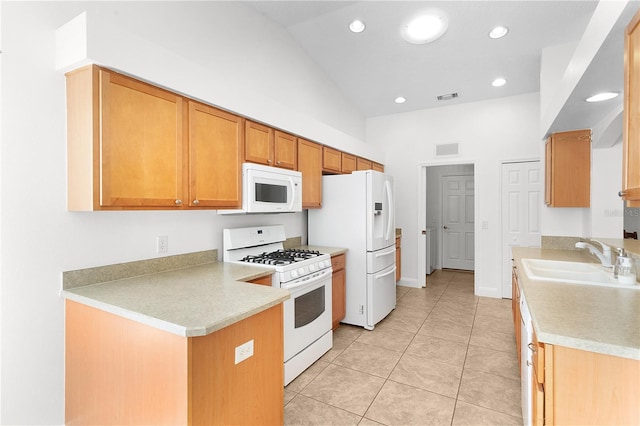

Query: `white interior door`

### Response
(442, 175, 474, 270)
(501, 161, 542, 297)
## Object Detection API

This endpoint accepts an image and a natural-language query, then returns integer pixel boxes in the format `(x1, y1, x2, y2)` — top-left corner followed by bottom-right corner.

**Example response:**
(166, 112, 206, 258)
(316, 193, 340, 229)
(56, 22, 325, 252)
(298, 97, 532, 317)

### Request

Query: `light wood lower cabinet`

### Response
(330, 253, 346, 329)
(515, 276, 640, 425)
(247, 275, 273, 286)
(395, 236, 401, 282)
(65, 300, 284, 425)
(535, 343, 639, 425)
(512, 266, 521, 369)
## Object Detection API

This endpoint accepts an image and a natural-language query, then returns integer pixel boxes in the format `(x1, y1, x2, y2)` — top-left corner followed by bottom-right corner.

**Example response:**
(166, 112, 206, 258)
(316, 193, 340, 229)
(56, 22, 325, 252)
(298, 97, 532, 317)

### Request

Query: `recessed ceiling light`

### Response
(349, 19, 366, 33)
(401, 13, 448, 44)
(489, 26, 509, 39)
(395, 97, 406, 104)
(492, 78, 507, 87)
(585, 92, 619, 102)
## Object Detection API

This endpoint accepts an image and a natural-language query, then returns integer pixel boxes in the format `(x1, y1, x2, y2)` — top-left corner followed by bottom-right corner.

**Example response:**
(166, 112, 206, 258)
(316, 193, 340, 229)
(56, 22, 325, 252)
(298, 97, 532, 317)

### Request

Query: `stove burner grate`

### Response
(240, 248, 321, 265)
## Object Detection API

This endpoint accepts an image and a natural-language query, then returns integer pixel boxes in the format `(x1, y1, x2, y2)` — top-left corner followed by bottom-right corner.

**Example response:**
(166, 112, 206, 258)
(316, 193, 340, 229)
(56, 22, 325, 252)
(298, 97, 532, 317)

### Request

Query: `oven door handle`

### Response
(281, 268, 332, 291)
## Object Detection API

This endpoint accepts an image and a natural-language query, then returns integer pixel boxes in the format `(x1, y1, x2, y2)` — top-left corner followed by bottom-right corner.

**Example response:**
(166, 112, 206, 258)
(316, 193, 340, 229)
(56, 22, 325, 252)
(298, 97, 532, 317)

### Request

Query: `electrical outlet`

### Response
(235, 339, 254, 364)
(156, 236, 168, 254)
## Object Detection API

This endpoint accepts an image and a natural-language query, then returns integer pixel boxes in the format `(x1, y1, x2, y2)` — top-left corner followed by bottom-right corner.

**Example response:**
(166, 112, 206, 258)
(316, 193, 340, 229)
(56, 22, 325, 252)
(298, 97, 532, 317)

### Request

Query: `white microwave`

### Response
(219, 163, 302, 214)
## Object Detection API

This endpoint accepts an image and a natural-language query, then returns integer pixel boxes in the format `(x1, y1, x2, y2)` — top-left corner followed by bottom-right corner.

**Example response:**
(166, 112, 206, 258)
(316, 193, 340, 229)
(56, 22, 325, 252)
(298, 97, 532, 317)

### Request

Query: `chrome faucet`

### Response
(575, 239, 613, 268)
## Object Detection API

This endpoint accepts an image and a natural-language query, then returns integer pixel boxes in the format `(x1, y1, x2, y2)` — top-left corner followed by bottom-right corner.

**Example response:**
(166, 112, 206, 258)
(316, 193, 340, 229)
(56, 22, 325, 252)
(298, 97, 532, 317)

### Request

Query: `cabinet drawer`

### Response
(331, 253, 346, 271)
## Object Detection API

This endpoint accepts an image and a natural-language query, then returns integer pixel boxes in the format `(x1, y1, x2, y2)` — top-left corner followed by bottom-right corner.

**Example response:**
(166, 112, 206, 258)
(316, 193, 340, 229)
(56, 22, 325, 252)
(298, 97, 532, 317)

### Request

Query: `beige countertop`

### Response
(297, 245, 347, 257)
(512, 247, 640, 360)
(62, 261, 288, 338)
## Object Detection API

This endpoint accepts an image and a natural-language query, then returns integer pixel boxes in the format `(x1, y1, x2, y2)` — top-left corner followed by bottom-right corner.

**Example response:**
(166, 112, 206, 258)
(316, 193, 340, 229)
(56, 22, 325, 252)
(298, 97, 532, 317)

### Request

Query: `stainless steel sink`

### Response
(521, 258, 640, 290)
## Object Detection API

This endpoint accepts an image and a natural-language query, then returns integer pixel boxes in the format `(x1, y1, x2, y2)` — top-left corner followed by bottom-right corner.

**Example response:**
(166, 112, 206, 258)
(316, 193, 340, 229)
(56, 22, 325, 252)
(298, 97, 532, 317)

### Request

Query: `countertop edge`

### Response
(61, 262, 289, 338)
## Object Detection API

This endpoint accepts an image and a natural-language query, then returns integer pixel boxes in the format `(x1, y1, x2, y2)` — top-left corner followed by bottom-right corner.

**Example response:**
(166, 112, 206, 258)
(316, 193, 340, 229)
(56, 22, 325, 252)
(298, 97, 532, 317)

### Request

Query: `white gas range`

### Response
(223, 225, 333, 385)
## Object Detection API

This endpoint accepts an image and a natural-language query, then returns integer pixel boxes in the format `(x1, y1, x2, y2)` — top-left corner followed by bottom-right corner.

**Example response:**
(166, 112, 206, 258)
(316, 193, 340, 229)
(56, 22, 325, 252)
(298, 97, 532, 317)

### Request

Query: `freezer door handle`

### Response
(384, 180, 394, 242)
(375, 266, 397, 280)
(375, 248, 396, 258)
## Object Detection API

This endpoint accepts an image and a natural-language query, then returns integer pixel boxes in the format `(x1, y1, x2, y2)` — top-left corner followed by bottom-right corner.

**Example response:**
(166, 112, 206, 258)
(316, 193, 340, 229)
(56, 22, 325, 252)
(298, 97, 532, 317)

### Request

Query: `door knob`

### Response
(443, 225, 449, 230)
(421, 230, 427, 235)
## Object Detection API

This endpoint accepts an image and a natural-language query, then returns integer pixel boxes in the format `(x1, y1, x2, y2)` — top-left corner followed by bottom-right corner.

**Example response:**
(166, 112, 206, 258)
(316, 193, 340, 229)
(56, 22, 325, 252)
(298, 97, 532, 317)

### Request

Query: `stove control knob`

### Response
(319, 260, 327, 269)
(290, 270, 298, 278)
(298, 267, 305, 276)
(309, 264, 317, 272)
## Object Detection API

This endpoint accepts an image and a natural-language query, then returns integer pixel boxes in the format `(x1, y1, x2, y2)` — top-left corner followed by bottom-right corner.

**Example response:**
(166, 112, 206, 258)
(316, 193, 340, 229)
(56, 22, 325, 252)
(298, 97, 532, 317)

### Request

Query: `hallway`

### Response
(284, 269, 522, 425)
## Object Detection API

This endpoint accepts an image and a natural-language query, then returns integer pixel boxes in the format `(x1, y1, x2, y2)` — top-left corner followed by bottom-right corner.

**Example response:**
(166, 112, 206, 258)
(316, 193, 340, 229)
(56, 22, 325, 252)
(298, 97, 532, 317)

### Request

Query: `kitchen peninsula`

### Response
(62, 250, 288, 425)
(512, 246, 639, 425)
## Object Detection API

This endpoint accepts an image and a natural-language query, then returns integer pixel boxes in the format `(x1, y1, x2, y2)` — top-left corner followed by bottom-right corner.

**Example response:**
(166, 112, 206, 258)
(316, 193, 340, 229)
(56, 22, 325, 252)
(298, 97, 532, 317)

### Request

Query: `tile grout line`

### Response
(360, 273, 453, 425)
(449, 288, 480, 426)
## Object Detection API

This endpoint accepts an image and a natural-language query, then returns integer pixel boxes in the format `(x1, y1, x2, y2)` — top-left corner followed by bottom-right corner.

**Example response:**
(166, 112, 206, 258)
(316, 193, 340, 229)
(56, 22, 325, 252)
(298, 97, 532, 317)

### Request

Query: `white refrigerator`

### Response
(308, 170, 396, 330)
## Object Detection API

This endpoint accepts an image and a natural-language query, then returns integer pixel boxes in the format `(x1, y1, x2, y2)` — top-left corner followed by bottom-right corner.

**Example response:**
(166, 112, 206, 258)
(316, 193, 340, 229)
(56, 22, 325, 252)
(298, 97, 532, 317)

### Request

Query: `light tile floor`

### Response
(284, 269, 523, 425)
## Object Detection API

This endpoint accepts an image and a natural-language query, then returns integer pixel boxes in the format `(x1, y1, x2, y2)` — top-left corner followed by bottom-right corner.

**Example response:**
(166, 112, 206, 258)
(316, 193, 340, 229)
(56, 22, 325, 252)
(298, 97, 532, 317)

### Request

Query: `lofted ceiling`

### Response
(245, 0, 639, 140)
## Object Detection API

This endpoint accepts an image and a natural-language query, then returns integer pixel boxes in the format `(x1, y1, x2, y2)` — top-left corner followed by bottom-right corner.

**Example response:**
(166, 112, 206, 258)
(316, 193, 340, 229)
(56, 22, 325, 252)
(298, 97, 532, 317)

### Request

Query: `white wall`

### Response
(0, 2, 369, 424)
(591, 143, 625, 238)
(370, 90, 629, 297)
(366, 93, 542, 297)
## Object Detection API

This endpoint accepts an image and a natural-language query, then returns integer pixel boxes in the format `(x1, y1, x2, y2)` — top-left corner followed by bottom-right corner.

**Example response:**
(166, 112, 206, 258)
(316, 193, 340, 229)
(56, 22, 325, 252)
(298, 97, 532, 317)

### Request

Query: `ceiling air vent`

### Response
(435, 143, 459, 156)
(437, 92, 459, 101)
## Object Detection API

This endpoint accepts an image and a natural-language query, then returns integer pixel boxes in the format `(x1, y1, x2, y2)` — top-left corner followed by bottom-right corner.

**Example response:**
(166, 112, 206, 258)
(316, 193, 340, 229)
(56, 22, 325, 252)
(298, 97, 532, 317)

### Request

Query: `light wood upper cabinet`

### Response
(342, 153, 357, 173)
(273, 130, 297, 170)
(356, 157, 373, 171)
(67, 65, 186, 210)
(245, 120, 273, 166)
(298, 139, 323, 208)
(188, 101, 244, 208)
(545, 129, 591, 207)
(66, 65, 244, 211)
(323, 146, 342, 174)
(245, 122, 297, 170)
(623, 10, 640, 207)
(373, 162, 384, 173)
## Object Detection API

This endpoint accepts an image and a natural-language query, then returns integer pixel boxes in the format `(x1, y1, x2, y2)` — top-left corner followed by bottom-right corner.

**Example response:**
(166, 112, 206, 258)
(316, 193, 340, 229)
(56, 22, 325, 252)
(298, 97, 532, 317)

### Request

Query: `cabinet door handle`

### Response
(193, 199, 200, 205)
(619, 190, 627, 198)
(175, 199, 182, 205)
(528, 342, 537, 353)
(443, 225, 449, 230)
